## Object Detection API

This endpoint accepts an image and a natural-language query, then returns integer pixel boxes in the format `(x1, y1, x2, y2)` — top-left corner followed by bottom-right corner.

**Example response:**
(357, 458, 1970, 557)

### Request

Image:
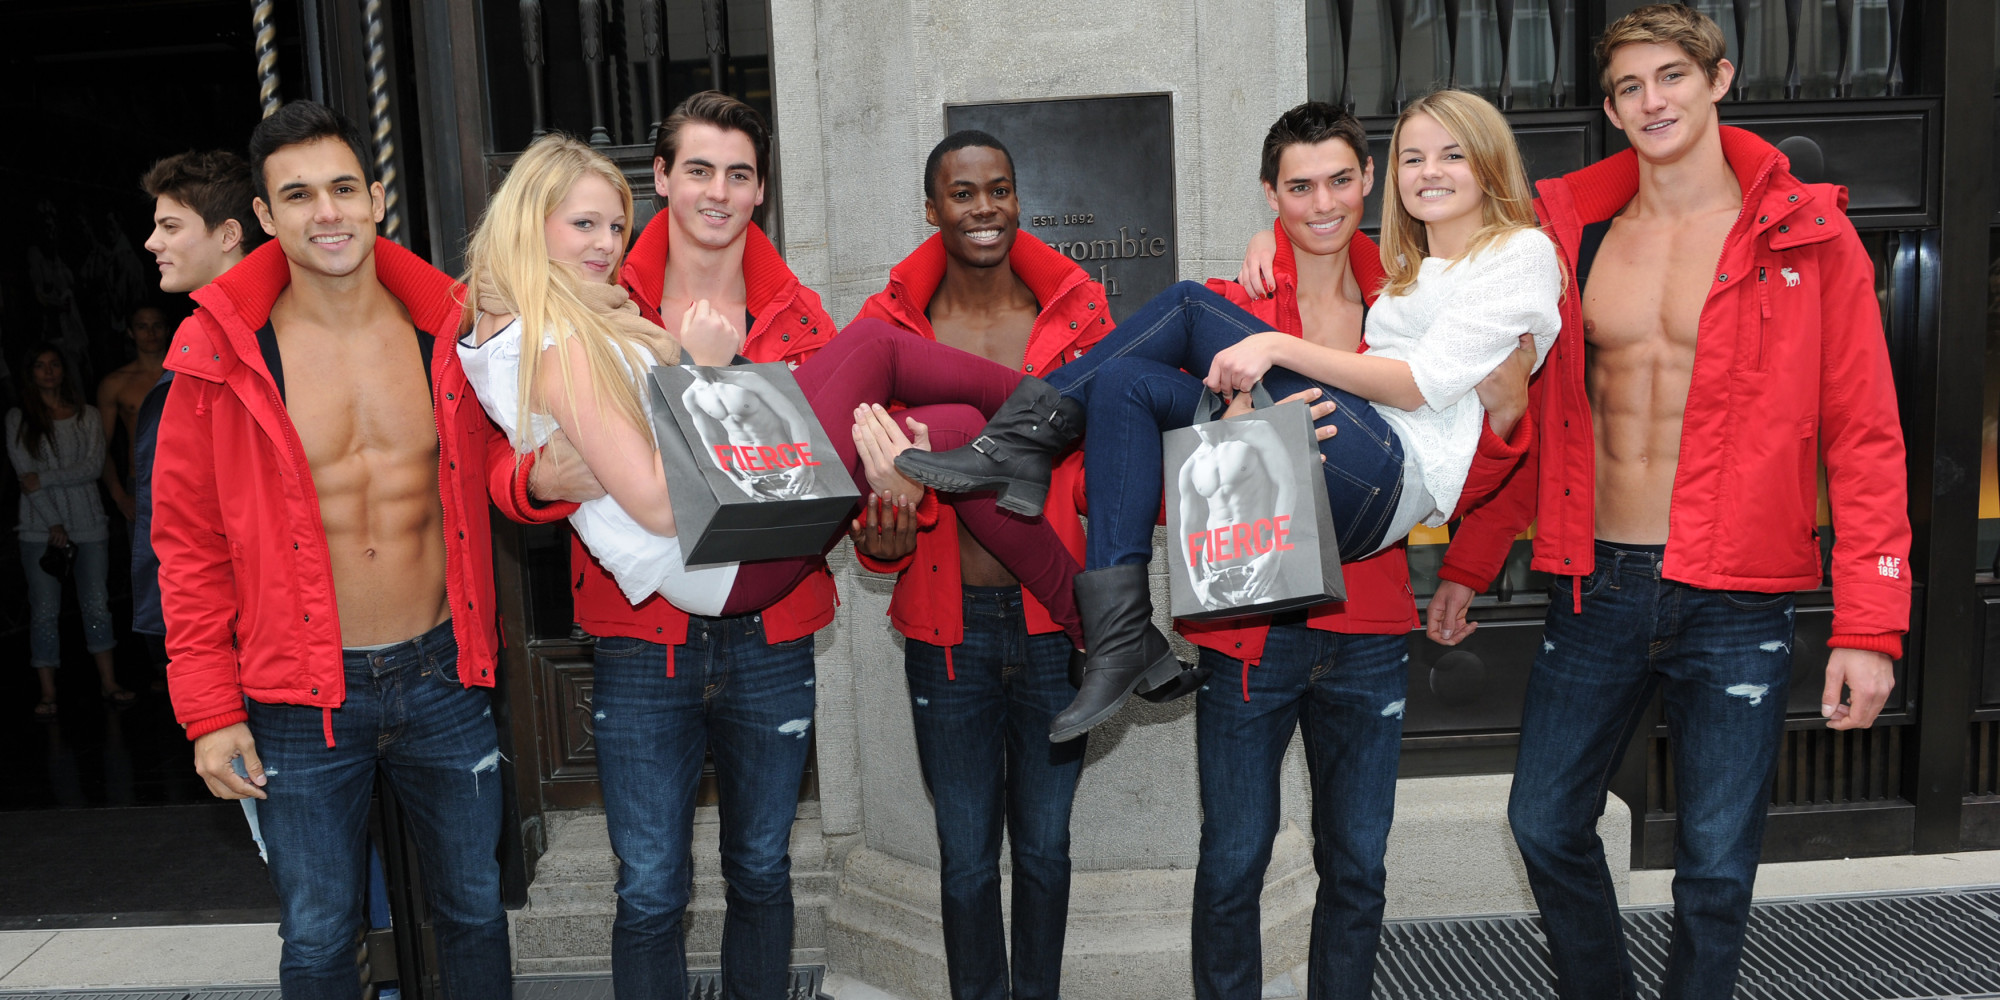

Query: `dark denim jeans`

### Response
(1509, 541, 1795, 1000)
(247, 619, 510, 1000)
(592, 614, 817, 1000)
(905, 586, 1086, 1000)
(1192, 621, 1407, 1000)
(1043, 281, 1405, 568)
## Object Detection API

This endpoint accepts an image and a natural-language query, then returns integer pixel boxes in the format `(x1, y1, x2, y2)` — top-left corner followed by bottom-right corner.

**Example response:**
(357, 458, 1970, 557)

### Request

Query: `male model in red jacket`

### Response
(583, 91, 839, 999)
(1425, 8, 1911, 997)
(1198, 103, 1535, 1000)
(845, 130, 1107, 1000)
(153, 102, 578, 999)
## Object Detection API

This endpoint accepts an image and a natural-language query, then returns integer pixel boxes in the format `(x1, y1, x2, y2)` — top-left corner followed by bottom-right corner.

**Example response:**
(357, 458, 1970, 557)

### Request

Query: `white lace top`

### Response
(6, 407, 109, 544)
(1364, 228, 1562, 525)
(459, 318, 740, 614)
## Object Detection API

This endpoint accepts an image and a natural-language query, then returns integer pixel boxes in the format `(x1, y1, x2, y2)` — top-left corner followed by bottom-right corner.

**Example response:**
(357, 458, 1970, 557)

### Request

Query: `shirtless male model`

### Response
(96, 303, 168, 519)
(846, 129, 1109, 1000)
(1426, 8, 1911, 997)
(1200, 101, 1534, 1000)
(153, 102, 576, 999)
(1178, 418, 1294, 610)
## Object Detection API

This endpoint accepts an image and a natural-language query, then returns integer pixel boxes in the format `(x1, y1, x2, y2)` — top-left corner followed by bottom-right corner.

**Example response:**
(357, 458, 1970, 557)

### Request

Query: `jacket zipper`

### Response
(1756, 267, 1772, 369)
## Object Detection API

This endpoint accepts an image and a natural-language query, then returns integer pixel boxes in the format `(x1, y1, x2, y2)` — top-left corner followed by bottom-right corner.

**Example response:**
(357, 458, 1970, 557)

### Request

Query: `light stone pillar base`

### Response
(1384, 774, 1632, 918)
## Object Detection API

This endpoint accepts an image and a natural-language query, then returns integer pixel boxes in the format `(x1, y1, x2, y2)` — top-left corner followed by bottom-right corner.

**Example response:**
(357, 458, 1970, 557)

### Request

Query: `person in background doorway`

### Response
(9, 342, 128, 718)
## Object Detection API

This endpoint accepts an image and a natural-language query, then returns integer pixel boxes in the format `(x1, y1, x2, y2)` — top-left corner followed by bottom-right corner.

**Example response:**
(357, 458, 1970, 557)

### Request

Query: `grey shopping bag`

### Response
(1162, 383, 1344, 621)
(648, 362, 860, 565)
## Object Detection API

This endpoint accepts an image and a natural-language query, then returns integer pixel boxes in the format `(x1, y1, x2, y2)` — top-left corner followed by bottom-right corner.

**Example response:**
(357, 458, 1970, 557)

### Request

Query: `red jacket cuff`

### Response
(855, 549, 916, 574)
(183, 708, 250, 741)
(514, 450, 581, 523)
(1435, 563, 1492, 594)
(1828, 632, 1903, 659)
(912, 489, 940, 529)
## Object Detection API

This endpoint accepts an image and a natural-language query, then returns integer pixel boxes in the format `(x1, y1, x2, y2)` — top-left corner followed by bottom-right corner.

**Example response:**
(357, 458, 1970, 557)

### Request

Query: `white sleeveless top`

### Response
(459, 317, 740, 615)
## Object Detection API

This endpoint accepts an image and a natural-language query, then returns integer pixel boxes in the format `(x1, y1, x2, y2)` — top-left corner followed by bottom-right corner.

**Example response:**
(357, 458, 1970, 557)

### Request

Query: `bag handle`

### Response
(1196, 381, 1277, 424)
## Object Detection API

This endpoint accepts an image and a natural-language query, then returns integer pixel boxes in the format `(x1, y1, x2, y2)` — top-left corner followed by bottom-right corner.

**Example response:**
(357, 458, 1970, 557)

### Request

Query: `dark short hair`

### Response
(1259, 102, 1370, 188)
(246, 100, 376, 203)
(653, 90, 770, 182)
(923, 130, 1015, 202)
(141, 150, 267, 249)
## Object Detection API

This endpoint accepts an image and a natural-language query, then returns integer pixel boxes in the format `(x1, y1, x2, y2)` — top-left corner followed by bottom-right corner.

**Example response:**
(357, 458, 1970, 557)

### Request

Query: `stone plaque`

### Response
(945, 94, 1175, 322)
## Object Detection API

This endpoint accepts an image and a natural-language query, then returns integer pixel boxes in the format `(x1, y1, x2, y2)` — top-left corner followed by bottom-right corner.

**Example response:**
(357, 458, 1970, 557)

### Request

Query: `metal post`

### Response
(703, 0, 731, 94)
(251, 0, 283, 117)
(581, 0, 611, 146)
(521, 0, 547, 137)
(642, 0, 666, 142)
(362, 0, 403, 242)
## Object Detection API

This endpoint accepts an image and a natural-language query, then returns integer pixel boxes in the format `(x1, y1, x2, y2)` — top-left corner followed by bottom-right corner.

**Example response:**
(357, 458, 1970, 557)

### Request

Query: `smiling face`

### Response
(653, 122, 763, 252)
(1394, 112, 1484, 238)
(145, 194, 241, 293)
(546, 173, 628, 283)
(925, 145, 1020, 269)
(1603, 41, 1734, 165)
(1263, 139, 1372, 259)
(253, 137, 384, 280)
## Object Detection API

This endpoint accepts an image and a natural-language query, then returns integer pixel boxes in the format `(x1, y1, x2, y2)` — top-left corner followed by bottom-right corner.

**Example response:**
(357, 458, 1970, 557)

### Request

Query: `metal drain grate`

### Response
(0, 966, 828, 1000)
(1375, 886, 2000, 1000)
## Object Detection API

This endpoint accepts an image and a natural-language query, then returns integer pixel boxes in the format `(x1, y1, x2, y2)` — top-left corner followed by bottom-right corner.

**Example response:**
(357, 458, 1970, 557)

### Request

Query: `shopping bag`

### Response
(647, 362, 860, 565)
(1162, 383, 1344, 621)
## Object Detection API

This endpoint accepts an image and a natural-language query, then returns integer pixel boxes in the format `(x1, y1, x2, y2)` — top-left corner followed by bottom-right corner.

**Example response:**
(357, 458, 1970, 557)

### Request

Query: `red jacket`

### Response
(1439, 128, 1910, 655)
(1179, 223, 1536, 674)
(848, 232, 1110, 664)
(579, 218, 840, 652)
(154, 239, 573, 743)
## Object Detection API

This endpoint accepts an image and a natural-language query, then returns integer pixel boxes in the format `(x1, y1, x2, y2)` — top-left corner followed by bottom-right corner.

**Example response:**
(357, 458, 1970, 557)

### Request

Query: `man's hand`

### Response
(1237, 229, 1280, 300)
(1822, 648, 1896, 730)
(1425, 580, 1479, 645)
(851, 404, 929, 507)
(679, 299, 744, 366)
(1222, 386, 1340, 456)
(849, 494, 919, 563)
(1474, 334, 1536, 440)
(20, 472, 39, 493)
(529, 429, 607, 504)
(192, 722, 268, 800)
(1205, 332, 1290, 395)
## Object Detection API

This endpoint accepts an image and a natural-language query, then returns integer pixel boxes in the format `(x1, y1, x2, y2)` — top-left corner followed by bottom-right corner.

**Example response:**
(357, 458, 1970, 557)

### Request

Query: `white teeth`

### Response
(310, 235, 347, 244)
(1645, 121, 1671, 131)
(1419, 189, 1452, 199)
(966, 229, 1000, 241)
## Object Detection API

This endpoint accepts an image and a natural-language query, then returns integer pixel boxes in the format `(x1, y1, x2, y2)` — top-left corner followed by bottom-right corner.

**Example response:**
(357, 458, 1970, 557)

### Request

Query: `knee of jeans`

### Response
(424, 866, 505, 928)
(278, 901, 366, 966)
(1506, 789, 1579, 858)
(615, 855, 691, 918)
(1197, 834, 1274, 890)
(719, 852, 792, 904)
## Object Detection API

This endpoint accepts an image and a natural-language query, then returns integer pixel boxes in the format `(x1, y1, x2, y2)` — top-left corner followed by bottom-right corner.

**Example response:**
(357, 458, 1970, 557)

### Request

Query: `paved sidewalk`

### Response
(3, 851, 1995, 994)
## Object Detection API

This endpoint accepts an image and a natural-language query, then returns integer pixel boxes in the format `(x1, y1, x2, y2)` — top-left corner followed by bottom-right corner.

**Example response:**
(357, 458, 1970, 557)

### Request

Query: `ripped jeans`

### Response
(591, 614, 818, 1000)
(1508, 541, 1795, 1000)
(247, 619, 510, 1000)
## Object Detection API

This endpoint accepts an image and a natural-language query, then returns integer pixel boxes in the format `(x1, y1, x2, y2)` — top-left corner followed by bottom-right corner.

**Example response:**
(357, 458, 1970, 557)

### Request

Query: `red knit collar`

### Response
(620, 216, 799, 317)
(1552, 125, 1786, 226)
(193, 236, 462, 342)
(886, 230, 1087, 319)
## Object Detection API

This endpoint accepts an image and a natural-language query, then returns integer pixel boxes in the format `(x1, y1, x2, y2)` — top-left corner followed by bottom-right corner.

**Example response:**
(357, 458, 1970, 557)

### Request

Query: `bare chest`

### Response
(660, 294, 752, 342)
(1297, 291, 1364, 353)
(278, 322, 439, 472)
(1583, 213, 1735, 359)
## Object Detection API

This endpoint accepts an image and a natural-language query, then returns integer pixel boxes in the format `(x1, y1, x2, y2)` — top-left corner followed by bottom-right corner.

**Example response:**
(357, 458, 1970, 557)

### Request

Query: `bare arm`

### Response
(536, 338, 678, 537)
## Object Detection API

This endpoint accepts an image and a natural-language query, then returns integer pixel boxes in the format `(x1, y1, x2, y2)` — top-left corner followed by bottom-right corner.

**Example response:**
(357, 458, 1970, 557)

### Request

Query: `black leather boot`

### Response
(1136, 661, 1211, 703)
(893, 377, 1083, 517)
(1050, 564, 1187, 742)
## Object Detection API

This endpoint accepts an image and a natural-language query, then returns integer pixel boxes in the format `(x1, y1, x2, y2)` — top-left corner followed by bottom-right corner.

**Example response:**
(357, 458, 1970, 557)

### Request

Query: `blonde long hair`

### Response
(461, 133, 654, 439)
(1378, 90, 1539, 297)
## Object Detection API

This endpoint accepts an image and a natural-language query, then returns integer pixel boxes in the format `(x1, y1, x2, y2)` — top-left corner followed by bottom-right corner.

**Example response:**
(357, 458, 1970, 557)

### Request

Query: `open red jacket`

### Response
(578, 218, 841, 652)
(848, 232, 1110, 665)
(154, 239, 574, 744)
(1438, 128, 1910, 655)
(1178, 223, 1536, 677)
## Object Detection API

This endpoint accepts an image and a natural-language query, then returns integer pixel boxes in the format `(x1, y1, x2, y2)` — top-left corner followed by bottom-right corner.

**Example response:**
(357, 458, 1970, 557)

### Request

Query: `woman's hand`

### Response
(679, 299, 744, 366)
(1204, 331, 1291, 395)
(851, 404, 929, 508)
(1474, 334, 1536, 440)
(46, 524, 68, 549)
(1238, 229, 1280, 299)
(20, 473, 40, 494)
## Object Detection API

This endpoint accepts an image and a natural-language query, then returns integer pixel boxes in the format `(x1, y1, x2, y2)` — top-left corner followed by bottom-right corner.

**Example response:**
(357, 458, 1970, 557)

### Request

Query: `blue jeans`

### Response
(592, 614, 818, 1000)
(1509, 541, 1795, 1000)
(20, 537, 116, 668)
(1193, 622, 1407, 1000)
(905, 586, 1085, 1000)
(246, 619, 510, 1000)
(1043, 281, 1405, 569)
